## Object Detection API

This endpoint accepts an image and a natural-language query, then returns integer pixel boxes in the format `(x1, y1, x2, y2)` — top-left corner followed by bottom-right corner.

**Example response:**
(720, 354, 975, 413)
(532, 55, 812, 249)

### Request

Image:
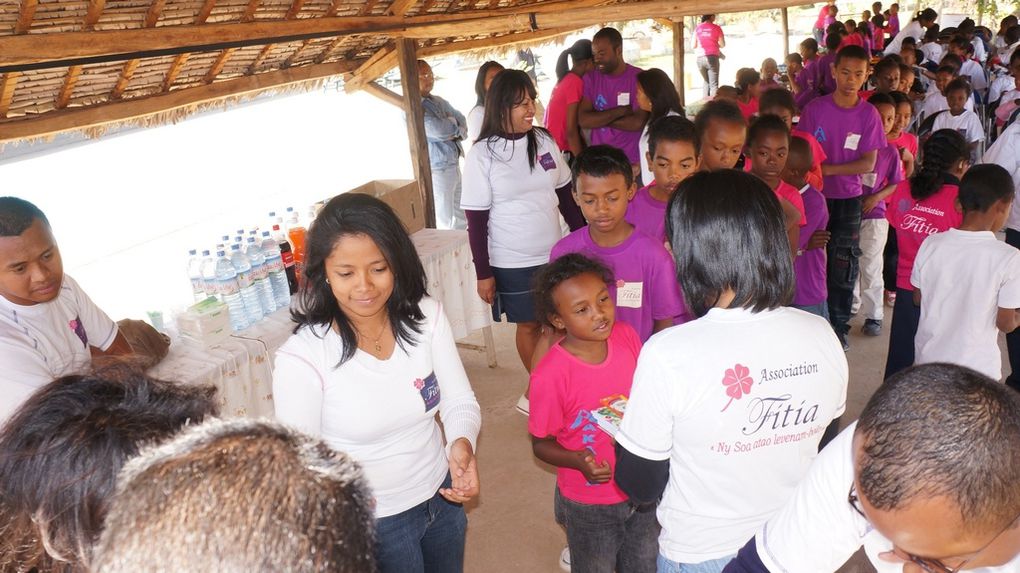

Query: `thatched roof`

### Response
(0, 0, 808, 143)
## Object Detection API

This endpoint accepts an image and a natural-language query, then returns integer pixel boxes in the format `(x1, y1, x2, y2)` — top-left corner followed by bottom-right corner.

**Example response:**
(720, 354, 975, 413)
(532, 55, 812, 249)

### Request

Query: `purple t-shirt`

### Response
(862, 143, 905, 220)
(624, 184, 668, 244)
(813, 53, 837, 96)
(794, 184, 830, 306)
(583, 64, 643, 163)
(795, 58, 820, 110)
(797, 95, 887, 200)
(550, 227, 684, 341)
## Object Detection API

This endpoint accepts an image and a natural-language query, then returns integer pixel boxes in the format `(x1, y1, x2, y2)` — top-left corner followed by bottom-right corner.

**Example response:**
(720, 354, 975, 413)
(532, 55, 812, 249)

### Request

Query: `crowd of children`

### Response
(460, 8, 1020, 572)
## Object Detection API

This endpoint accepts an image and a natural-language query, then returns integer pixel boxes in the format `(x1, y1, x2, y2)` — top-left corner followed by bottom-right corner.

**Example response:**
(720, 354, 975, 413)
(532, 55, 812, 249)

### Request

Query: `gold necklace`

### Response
(355, 318, 388, 354)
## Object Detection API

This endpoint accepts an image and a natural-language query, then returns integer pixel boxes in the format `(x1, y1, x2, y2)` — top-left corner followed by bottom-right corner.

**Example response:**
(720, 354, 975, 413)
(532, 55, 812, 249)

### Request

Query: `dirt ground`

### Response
(455, 311, 896, 572)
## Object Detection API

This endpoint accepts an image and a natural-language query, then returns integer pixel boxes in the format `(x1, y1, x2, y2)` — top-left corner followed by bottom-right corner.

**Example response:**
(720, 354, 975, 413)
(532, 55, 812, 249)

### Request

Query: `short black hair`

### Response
(665, 170, 794, 317)
(873, 55, 900, 76)
(834, 45, 870, 66)
(758, 88, 796, 115)
(825, 28, 845, 51)
(701, 14, 714, 22)
(867, 91, 896, 107)
(694, 99, 745, 144)
(1007, 25, 1020, 45)
(949, 35, 974, 54)
(800, 38, 819, 54)
(0, 197, 49, 237)
(532, 253, 613, 329)
(958, 164, 1014, 212)
(747, 113, 790, 147)
(935, 64, 958, 76)
(857, 363, 1020, 532)
(945, 77, 972, 97)
(473, 60, 504, 107)
(572, 144, 634, 189)
(647, 115, 698, 158)
(593, 27, 622, 49)
(888, 90, 911, 107)
(293, 193, 427, 367)
(785, 52, 803, 65)
(786, 136, 813, 172)
(735, 68, 761, 94)
(939, 53, 963, 71)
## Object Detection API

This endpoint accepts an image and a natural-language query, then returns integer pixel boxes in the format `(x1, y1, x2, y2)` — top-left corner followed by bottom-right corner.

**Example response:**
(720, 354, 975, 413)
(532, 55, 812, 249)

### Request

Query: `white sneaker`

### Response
(559, 546, 571, 571)
(516, 394, 530, 416)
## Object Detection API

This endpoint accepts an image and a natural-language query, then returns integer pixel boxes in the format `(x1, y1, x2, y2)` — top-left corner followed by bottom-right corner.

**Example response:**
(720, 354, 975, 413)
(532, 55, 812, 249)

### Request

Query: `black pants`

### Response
(884, 287, 920, 380)
(826, 197, 863, 335)
(883, 226, 898, 292)
(1005, 229, 1020, 392)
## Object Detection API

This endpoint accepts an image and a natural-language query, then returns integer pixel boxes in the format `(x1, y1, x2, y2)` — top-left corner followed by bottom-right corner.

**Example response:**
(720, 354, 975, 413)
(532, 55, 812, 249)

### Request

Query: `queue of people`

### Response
(3, 7, 1020, 573)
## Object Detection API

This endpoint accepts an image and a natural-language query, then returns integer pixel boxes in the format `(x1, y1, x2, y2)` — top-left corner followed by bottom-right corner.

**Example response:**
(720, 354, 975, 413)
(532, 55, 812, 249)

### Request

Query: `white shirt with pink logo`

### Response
(617, 306, 848, 563)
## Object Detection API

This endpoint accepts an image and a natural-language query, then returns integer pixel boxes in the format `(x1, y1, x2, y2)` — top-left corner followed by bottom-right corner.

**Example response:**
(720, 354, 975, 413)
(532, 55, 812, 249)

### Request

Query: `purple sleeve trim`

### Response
(465, 209, 493, 280)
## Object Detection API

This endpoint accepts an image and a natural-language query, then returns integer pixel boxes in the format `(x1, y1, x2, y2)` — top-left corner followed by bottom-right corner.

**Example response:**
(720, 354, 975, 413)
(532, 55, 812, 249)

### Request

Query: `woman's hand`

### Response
(440, 438, 479, 503)
(476, 277, 496, 305)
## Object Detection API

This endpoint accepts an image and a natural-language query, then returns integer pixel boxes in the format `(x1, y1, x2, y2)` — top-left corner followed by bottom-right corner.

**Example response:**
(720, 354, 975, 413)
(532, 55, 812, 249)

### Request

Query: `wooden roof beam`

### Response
(358, 0, 380, 16)
(56, 65, 83, 109)
(204, 48, 236, 82)
(196, 0, 218, 24)
(313, 36, 346, 64)
(84, 0, 107, 29)
(0, 59, 363, 143)
(388, 0, 418, 17)
(282, 40, 311, 67)
(242, 0, 262, 21)
(247, 44, 274, 74)
(144, 0, 166, 28)
(362, 80, 403, 107)
(110, 59, 139, 99)
(343, 42, 397, 91)
(163, 53, 190, 91)
(14, 0, 38, 34)
(0, 73, 20, 118)
(285, 0, 307, 19)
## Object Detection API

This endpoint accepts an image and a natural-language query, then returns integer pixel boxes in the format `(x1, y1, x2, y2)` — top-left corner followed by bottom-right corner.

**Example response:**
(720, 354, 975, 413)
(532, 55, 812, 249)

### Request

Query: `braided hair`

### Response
(909, 129, 968, 201)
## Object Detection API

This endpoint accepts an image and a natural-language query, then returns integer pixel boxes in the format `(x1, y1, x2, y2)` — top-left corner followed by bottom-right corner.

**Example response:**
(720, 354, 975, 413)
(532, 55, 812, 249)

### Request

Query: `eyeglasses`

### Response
(848, 484, 1019, 573)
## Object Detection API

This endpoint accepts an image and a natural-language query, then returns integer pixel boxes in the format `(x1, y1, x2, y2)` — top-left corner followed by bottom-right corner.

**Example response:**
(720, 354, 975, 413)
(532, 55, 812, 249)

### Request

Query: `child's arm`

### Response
(780, 198, 801, 258)
(996, 308, 1020, 333)
(862, 182, 898, 215)
(900, 147, 915, 177)
(821, 150, 878, 176)
(531, 435, 612, 483)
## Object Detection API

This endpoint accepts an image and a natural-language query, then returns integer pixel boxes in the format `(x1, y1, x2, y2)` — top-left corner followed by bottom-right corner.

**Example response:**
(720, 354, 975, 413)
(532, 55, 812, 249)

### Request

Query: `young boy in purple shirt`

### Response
(625, 116, 699, 245)
(796, 44, 886, 350)
(551, 145, 685, 342)
(785, 138, 831, 318)
(578, 27, 649, 170)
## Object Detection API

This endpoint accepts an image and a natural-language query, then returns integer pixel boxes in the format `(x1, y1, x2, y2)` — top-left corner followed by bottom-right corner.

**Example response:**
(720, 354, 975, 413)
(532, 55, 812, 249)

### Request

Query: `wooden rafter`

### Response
(56, 65, 83, 109)
(388, 0, 419, 16)
(204, 48, 235, 82)
(0, 59, 363, 143)
(242, 0, 262, 22)
(196, 0, 218, 24)
(358, 0, 381, 16)
(14, 0, 38, 34)
(362, 80, 403, 107)
(284, 0, 307, 19)
(110, 59, 139, 99)
(163, 53, 190, 91)
(343, 42, 397, 91)
(325, 0, 346, 17)
(282, 40, 311, 67)
(144, 0, 166, 26)
(247, 44, 275, 74)
(0, 73, 20, 118)
(313, 36, 346, 64)
(84, 0, 107, 29)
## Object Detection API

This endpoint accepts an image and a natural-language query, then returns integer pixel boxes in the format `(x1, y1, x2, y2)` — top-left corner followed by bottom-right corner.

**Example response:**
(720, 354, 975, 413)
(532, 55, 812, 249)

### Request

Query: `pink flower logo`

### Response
(616, 279, 626, 288)
(721, 364, 753, 412)
(413, 378, 425, 390)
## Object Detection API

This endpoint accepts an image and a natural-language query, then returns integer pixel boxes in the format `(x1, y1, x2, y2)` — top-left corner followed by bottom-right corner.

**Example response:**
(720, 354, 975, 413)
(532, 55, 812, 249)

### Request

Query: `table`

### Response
(150, 229, 495, 417)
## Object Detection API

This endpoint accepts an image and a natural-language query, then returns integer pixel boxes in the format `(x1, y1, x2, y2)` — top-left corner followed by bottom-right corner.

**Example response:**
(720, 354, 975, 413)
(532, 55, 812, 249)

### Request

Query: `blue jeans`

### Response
(375, 474, 467, 573)
(554, 488, 659, 573)
(431, 164, 466, 230)
(656, 553, 735, 573)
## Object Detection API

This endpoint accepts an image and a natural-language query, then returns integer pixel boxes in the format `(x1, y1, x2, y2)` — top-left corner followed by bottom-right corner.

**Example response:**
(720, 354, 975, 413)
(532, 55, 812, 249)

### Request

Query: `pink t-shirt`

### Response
(695, 22, 724, 56)
(776, 180, 807, 226)
(814, 5, 830, 28)
(890, 132, 918, 157)
(737, 97, 759, 121)
(797, 94, 887, 200)
(528, 321, 641, 505)
(545, 73, 585, 153)
(792, 129, 827, 192)
(551, 227, 686, 341)
(885, 179, 963, 290)
(625, 184, 668, 244)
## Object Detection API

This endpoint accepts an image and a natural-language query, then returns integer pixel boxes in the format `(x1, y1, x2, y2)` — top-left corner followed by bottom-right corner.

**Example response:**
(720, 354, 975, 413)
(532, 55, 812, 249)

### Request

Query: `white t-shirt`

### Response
(272, 297, 481, 518)
(911, 229, 1020, 380)
(461, 131, 571, 268)
(0, 274, 117, 425)
(885, 20, 924, 56)
(959, 59, 989, 92)
(754, 423, 1020, 573)
(921, 92, 975, 122)
(639, 110, 681, 187)
(616, 306, 848, 563)
(983, 122, 1020, 231)
(931, 108, 985, 143)
(990, 78, 1017, 105)
(920, 41, 944, 65)
(467, 105, 485, 147)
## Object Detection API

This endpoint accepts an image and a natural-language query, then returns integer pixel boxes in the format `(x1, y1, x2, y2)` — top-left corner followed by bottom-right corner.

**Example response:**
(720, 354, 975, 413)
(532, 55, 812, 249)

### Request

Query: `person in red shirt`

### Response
(545, 39, 594, 158)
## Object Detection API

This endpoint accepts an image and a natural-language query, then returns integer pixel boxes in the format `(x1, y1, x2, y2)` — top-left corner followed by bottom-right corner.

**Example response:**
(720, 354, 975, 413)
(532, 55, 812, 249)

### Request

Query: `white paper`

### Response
(616, 281, 643, 308)
(844, 133, 861, 150)
(617, 92, 631, 107)
(861, 173, 878, 188)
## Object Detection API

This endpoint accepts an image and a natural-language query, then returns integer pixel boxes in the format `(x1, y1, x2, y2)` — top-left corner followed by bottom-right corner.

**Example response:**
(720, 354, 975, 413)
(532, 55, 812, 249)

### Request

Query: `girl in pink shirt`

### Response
(735, 68, 761, 121)
(884, 129, 969, 378)
(528, 253, 657, 573)
(545, 39, 594, 158)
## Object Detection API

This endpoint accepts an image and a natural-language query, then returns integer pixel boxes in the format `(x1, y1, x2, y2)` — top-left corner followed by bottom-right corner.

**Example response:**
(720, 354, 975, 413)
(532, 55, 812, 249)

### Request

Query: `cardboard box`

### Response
(348, 179, 426, 235)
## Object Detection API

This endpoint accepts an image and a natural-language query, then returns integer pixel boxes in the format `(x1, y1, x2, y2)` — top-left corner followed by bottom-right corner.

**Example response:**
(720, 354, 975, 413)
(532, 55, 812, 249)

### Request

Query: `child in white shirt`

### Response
(931, 78, 985, 161)
(912, 164, 1020, 380)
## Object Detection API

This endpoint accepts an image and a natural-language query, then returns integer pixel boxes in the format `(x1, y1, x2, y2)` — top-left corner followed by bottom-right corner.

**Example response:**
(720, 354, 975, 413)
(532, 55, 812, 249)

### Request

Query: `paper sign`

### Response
(861, 173, 878, 188)
(844, 133, 861, 150)
(616, 281, 643, 308)
(617, 92, 631, 107)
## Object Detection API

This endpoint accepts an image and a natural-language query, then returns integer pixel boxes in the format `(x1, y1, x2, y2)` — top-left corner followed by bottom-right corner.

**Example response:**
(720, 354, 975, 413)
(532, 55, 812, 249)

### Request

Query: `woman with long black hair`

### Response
(467, 60, 504, 144)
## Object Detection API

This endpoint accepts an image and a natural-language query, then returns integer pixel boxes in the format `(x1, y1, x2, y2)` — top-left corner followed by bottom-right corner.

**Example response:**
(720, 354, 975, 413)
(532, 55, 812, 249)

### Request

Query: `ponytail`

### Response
(555, 49, 571, 83)
(909, 129, 968, 201)
(555, 39, 593, 83)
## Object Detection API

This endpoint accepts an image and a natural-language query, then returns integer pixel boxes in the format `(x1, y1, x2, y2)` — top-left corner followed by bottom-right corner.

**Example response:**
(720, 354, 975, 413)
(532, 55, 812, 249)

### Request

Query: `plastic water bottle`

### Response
(186, 249, 205, 301)
(214, 249, 250, 332)
(246, 236, 276, 315)
(261, 230, 292, 308)
(200, 250, 218, 300)
(273, 223, 299, 294)
(229, 243, 265, 324)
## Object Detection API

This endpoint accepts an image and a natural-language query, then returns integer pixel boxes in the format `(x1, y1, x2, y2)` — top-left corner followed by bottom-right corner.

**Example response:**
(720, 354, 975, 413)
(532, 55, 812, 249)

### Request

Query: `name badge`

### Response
(617, 92, 631, 107)
(539, 152, 556, 171)
(616, 280, 643, 309)
(861, 172, 878, 188)
(844, 133, 861, 150)
(414, 372, 441, 412)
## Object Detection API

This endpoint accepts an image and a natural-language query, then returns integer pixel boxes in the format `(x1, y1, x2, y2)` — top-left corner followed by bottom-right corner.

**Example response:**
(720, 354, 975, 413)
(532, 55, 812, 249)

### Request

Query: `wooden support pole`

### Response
(672, 19, 685, 108)
(362, 80, 404, 108)
(781, 7, 790, 57)
(395, 38, 436, 229)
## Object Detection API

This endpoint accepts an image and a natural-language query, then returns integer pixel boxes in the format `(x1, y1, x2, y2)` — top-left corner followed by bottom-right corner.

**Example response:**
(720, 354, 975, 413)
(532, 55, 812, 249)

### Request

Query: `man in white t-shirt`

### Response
(723, 363, 1020, 573)
(0, 197, 131, 425)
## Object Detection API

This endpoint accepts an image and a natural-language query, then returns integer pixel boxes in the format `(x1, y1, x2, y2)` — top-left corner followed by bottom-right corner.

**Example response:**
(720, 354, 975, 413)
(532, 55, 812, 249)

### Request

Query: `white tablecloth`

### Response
(150, 229, 493, 418)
